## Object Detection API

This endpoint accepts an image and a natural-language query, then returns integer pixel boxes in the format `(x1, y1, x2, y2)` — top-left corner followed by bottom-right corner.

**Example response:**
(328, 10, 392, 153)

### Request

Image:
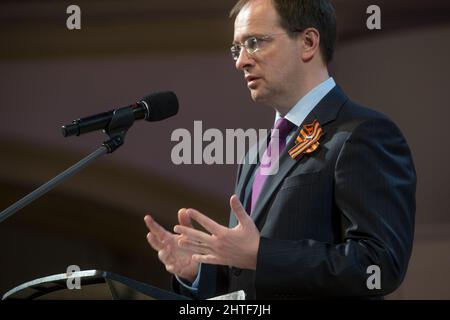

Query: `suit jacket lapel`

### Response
(250, 86, 349, 227)
(235, 135, 266, 203)
(231, 135, 266, 228)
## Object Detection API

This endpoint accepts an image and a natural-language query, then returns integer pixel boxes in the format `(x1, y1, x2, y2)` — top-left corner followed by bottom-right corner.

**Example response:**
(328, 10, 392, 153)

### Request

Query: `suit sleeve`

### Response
(255, 117, 416, 298)
(172, 264, 230, 300)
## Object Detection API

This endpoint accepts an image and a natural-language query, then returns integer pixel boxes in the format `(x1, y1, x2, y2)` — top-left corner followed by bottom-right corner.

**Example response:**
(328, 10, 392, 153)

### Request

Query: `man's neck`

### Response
(275, 69, 330, 117)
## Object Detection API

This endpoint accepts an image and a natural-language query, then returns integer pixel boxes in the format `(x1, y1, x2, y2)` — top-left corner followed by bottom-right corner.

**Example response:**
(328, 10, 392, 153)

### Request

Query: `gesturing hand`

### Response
(144, 208, 199, 283)
(174, 195, 260, 270)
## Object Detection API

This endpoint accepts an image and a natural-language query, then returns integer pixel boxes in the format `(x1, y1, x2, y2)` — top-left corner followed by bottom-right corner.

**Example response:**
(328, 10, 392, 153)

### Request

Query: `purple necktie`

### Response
(250, 118, 295, 214)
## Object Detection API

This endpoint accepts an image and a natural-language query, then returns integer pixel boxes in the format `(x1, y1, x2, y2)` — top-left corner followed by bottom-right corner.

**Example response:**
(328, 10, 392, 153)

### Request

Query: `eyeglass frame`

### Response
(230, 31, 302, 61)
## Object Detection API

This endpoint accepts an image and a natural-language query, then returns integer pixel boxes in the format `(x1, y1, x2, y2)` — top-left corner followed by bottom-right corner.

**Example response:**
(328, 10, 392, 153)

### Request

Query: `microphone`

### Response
(61, 91, 179, 137)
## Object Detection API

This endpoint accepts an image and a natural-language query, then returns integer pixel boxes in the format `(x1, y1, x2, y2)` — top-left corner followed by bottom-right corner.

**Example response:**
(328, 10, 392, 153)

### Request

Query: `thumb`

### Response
(230, 194, 250, 225)
(178, 208, 194, 228)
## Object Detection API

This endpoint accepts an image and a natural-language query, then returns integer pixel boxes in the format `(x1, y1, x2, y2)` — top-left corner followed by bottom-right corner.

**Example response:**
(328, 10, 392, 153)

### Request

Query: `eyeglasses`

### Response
(230, 33, 289, 61)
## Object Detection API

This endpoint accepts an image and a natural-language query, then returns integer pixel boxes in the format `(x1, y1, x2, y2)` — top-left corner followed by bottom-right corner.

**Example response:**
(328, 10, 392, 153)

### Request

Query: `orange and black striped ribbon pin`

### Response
(288, 119, 323, 160)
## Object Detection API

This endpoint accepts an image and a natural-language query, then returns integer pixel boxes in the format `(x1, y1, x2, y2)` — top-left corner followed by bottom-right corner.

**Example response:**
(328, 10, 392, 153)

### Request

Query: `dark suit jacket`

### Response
(174, 86, 416, 299)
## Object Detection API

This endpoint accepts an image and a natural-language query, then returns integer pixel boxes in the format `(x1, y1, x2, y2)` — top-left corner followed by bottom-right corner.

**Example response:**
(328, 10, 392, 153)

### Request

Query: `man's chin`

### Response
(250, 89, 268, 104)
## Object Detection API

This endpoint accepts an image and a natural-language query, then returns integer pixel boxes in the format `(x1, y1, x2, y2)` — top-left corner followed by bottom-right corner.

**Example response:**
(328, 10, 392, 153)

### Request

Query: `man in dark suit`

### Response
(144, 0, 416, 299)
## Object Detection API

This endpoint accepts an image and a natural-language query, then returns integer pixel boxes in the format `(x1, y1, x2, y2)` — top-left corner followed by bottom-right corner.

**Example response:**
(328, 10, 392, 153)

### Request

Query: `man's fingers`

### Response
(178, 208, 194, 228)
(185, 208, 222, 234)
(158, 244, 175, 265)
(178, 238, 213, 255)
(144, 215, 170, 242)
(166, 265, 175, 273)
(146, 232, 164, 251)
(192, 254, 220, 265)
(230, 195, 250, 224)
(174, 225, 211, 244)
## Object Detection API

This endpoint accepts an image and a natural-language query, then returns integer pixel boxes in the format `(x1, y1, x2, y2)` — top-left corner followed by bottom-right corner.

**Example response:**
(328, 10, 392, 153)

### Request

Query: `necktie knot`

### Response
(272, 118, 295, 140)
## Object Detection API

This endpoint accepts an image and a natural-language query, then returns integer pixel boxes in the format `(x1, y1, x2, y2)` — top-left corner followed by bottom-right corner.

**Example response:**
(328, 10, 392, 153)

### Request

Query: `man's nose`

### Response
(235, 48, 254, 71)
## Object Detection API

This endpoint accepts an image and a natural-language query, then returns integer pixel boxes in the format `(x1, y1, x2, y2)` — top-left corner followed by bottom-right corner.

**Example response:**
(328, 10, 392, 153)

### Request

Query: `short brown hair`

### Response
(230, 0, 337, 63)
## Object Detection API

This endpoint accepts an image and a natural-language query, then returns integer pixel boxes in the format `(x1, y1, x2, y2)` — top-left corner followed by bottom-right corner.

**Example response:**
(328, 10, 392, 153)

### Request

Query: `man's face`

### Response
(233, 0, 303, 108)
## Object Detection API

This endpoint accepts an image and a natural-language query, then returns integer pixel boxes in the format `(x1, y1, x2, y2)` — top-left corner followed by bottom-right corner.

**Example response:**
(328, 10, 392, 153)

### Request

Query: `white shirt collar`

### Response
(275, 77, 336, 127)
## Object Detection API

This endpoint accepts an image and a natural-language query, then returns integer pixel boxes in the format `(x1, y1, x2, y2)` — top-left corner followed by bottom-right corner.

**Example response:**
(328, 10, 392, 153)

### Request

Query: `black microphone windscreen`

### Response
(142, 91, 179, 121)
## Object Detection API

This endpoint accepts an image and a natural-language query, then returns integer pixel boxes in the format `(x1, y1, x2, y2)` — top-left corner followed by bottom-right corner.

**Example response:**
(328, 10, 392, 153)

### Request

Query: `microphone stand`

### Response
(0, 106, 135, 224)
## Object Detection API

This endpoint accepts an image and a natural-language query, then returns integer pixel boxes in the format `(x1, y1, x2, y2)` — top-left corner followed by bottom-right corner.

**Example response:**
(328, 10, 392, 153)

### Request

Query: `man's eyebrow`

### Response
(232, 33, 260, 44)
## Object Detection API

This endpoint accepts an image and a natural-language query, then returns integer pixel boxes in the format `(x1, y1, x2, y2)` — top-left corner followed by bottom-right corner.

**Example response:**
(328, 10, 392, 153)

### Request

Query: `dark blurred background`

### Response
(0, 0, 449, 299)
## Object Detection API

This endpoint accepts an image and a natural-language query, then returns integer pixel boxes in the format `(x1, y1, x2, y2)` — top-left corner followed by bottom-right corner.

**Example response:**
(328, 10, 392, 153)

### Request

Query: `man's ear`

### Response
(300, 28, 321, 62)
